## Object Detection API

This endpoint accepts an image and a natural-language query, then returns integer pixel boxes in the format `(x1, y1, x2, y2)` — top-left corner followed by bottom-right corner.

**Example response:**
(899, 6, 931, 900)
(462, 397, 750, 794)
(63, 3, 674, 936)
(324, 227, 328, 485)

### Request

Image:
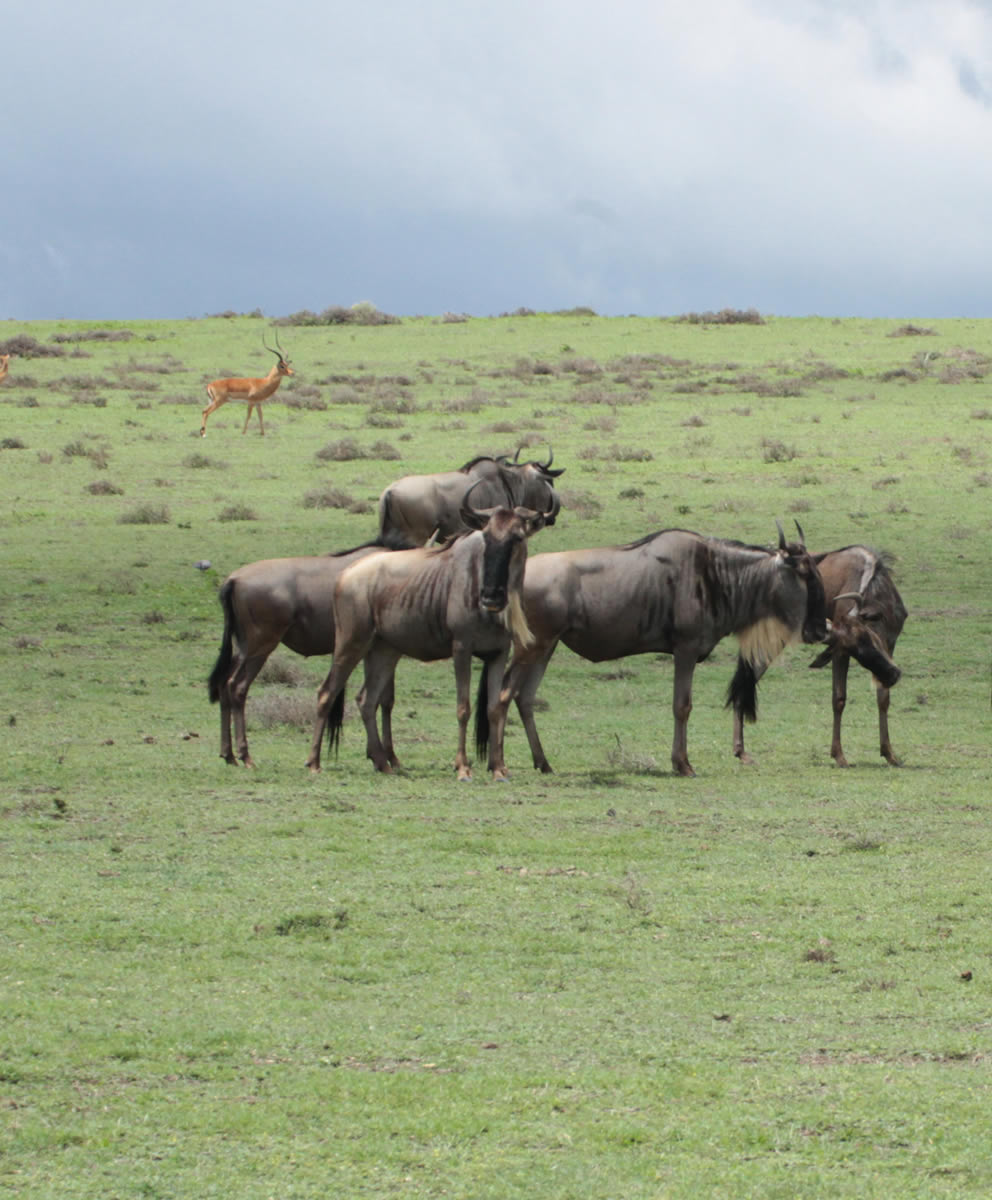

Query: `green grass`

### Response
(1, 312, 990, 1197)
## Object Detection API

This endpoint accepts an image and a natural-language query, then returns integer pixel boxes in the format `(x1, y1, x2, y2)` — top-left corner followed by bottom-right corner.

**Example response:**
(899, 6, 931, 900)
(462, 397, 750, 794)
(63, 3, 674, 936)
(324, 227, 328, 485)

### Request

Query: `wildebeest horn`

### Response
(459, 478, 492, 530)
(542, 446, 554, 469)
(512, 446, 523, 464)
(793, 519, 806, 545)
(776, 520, 787, 550)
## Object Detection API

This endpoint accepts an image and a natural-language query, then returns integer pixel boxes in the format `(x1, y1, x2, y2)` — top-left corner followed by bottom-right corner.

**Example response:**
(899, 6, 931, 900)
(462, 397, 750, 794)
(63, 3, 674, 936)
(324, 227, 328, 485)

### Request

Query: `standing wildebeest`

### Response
(208, 534, 412, 767)
(306, 486, 554, 780)
(200, 332, 293, 437)
(730, 545, 906, 767)
(377, 450, 564, 545)
(483, 526, 829, 779)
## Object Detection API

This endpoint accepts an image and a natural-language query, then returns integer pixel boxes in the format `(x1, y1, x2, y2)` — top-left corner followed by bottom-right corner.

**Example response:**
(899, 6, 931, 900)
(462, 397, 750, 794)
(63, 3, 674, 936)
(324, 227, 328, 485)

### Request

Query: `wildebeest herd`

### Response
(208, 449, 907, 779)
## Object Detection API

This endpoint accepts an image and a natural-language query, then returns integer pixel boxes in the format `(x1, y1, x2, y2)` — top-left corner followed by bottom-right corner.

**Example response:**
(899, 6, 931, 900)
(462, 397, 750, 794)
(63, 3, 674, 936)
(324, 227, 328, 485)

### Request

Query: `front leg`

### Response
(671, 647, 697, 777)
(830, 655, 851, 767)
(876, 681, 901, 766)
(452, 644, 475, 781)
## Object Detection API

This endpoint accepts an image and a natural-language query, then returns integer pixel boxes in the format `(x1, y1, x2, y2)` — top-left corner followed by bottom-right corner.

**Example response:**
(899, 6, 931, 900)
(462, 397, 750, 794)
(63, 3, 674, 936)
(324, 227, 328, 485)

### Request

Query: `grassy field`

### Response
(1, 310, 990, 1197)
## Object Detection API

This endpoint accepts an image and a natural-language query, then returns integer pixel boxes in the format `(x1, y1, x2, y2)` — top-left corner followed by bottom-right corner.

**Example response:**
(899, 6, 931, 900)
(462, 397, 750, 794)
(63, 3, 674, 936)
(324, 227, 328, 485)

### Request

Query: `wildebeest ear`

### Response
(809, 647, 833, 669)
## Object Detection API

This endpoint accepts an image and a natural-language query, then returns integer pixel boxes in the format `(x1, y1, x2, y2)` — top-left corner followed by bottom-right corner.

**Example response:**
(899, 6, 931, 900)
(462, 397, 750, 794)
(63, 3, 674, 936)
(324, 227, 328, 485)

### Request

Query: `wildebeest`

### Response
(730, 545, 906, 767)
(305, 485, 554, 780)
(377, 449, 564, 545)
(200, 332, 293, 437)
(483, 526, 829, 779)
(207, 533, 412, 767)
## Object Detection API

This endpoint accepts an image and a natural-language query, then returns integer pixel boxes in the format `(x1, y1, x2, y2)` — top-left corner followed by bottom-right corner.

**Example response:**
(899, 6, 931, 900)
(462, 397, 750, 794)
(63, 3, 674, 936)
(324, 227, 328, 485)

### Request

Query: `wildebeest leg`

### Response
(830, 654, 851, 767)
(671, 647, 697, 777)
(217, 664, 238, 764)
(482, 647, 511, 781)
(306, 641, 369, 773)
(357, 643, 403, 773)
(504, 652, 556, 773)
(377, 670, 402, 769)
(228, 651, 274, 767)
(876, 680, 900, 765)
(453, 644, 475, 781)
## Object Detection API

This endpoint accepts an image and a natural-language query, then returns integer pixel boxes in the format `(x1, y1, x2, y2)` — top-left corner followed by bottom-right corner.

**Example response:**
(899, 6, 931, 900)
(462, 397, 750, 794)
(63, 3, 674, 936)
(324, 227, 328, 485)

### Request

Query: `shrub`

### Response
(1, 437, 27, 450)
(677, 308, 765, 325)
(85, 480, 124, 495)
(302, 486, 354, 510)
(183, 453, 226, 469)
(887, 323, 936, 337)
(315, 438, 366, 462)
(218, 503, 258, 522)
(761, 438, 799, 463)
(559, 489, 603, 520)
(0, 335, 65, 358)
(368, 440, 401, 461)
(118, 504, 170, 525)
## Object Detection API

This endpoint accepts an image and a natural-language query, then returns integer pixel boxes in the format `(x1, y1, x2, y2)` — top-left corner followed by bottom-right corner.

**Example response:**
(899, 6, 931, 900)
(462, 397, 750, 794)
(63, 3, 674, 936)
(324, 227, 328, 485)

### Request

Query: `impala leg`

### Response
(257, 404, 265, 436)
(242, 404, 254, 435)
(453, 645, 474, 781)
(876, 681, 901, 765)
(671, 649, 697, 777)
(830, 655, 851, 767)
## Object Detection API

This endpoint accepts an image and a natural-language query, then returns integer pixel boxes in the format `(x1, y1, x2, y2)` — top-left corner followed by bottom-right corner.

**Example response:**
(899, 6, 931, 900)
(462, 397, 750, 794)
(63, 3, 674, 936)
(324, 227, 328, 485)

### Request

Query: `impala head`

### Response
(263, 330, 293, 377)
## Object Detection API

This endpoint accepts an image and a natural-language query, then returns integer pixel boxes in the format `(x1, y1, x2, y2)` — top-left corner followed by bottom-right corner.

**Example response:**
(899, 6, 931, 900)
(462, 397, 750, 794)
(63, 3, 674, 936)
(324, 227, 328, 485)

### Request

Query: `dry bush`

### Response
(887, 323, 936, 337)
(329, 385, 364, 405)
(560, 356, 603, 376)
(183, 453, 227, 469)
(440, 312, 469, 323)
(303, 486, 355, 510)
(583, 415, 618, 433)
(2, 437, 27, 450)
(366, 411, 403, 428)
(605, 445, 654, 463)
(315, 438, 366, 462)
(118, 504, 170, 525)
(85, 480, 124, 495)
(51, 329, 134, 343)
(368, 440, 401, 460)
(677, 308, 765, 325)
(681, 413, 706, 427)
(259, 657, 308, 687)
(249, 689, 315, 730)
(0, 334, 65, 357)
(560, 490, 603, 520)
(218, 503, 258, 522)
(760, 438, 799, 463)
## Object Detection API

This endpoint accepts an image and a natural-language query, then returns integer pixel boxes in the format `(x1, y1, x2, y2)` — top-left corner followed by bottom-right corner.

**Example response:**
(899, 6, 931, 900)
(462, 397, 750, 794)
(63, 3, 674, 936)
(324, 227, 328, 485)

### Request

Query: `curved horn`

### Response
(793, 519, 806, 545)
(542, 445, 554, 469)
(776, 520, 787, 551)
(832, 592, 863, 604)
(459, 477, 492, 530)
(512, 446, 523, 464)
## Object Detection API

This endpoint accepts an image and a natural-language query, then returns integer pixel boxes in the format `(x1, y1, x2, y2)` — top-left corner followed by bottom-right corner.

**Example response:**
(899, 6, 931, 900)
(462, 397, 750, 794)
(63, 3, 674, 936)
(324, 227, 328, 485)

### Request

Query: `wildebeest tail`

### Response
(475, 661, 491, 759)
(326, 688, 346, 757)
(725, 654, 759, 723)
(207, 578, 236, 703)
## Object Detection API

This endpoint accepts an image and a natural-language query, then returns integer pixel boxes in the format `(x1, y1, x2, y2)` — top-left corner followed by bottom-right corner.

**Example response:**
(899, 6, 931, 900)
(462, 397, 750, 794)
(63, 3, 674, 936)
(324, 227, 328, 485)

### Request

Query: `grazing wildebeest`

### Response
(207, 533, 412, 767)
(306, 485, 554, 780)
(483, 525, 829, 779)
(730, 545, 906, 767)
(200, 332, 293, 437)
(377, 449, 564, 545)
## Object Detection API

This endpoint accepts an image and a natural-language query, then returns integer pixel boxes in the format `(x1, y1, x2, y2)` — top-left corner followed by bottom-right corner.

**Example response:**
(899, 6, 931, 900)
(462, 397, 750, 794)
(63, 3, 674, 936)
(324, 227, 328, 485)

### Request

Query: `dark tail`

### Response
(475, 661, 491, 760)
(207, 579, 236, 703)
(326, 689, 346, 758)
(725, 655, 759, 724)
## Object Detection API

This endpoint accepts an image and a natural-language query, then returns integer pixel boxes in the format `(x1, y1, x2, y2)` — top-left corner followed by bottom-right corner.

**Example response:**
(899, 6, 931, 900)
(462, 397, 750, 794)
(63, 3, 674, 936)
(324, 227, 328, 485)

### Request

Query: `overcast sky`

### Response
(4, 0, 992, 320)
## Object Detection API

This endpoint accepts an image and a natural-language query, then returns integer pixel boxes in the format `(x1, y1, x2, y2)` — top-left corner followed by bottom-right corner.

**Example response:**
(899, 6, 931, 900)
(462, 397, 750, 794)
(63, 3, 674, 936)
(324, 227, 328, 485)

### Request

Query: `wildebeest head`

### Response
(777, 521, 829, 644)
(809, 595, 902, 687)
(460, 481, 553, 614)
(507, 447, 564, 526)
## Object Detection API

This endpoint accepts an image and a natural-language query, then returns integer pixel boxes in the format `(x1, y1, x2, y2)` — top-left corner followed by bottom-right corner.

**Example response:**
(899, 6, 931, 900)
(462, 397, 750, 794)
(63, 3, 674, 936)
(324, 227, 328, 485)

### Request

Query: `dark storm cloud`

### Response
(4, 0, 992, 319)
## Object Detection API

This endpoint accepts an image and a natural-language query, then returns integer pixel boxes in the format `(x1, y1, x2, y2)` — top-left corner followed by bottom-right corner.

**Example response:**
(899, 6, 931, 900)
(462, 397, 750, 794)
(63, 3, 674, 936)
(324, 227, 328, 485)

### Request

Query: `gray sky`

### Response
(4, 0, 992, 319)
